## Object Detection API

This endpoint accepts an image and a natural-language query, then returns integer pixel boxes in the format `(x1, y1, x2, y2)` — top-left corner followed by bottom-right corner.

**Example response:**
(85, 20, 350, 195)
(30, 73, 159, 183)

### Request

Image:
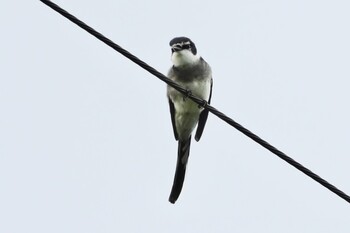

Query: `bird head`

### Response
(169, 37, 200, 67)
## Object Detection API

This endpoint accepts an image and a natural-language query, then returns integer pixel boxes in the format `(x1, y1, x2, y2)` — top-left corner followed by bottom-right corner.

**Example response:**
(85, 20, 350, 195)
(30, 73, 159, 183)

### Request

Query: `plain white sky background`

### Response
(1, 0, 350, 232)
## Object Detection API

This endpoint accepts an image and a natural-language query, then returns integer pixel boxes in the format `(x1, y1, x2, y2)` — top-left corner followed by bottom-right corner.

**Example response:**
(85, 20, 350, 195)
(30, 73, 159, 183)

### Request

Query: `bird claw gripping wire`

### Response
(183, 89, 192, 101)
(198, 99, 208, 109)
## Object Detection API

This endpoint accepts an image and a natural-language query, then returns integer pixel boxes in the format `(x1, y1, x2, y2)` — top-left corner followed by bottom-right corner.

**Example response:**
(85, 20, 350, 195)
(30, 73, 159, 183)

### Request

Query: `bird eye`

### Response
(182, 44, 191, 50)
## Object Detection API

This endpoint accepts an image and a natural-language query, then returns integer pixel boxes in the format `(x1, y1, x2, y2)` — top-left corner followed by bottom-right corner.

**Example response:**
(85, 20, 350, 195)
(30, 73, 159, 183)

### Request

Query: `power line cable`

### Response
(40, 0, 350, 204)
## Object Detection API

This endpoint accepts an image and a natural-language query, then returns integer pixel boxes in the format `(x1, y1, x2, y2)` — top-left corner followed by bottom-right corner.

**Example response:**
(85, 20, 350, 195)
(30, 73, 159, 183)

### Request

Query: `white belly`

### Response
(169, 79, 211, 140)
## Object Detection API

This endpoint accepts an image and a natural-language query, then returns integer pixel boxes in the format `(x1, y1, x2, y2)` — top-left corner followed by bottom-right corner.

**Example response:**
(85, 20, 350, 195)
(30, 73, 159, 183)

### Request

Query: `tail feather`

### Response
(169, 137, 191, 204)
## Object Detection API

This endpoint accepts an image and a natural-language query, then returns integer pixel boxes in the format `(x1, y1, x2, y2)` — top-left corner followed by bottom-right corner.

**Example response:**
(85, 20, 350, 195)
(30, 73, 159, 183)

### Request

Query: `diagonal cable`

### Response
(40, 0, 350, 204)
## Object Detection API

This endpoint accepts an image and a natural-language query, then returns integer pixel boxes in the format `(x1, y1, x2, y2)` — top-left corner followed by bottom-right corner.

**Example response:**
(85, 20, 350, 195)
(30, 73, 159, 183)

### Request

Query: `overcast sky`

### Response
(1, 0, 350, 232)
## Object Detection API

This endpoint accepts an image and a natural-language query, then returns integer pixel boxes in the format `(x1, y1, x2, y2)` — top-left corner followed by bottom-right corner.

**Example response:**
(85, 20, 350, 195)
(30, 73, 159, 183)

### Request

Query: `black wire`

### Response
(40, 0, 350, 204)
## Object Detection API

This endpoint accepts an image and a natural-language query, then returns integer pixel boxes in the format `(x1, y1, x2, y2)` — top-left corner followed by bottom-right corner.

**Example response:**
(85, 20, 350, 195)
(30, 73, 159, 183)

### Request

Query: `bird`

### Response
(166, 37, 213, 204)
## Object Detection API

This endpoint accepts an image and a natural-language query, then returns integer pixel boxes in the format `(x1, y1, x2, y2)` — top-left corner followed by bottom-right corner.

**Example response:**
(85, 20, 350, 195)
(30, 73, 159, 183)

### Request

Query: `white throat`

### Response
(171, 50, 200, 67)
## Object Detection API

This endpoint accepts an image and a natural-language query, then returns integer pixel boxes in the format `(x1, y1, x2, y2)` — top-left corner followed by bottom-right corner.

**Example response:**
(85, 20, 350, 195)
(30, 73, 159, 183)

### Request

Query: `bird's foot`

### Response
(198, 99, 208, 109)
(183, 89, 192, 101)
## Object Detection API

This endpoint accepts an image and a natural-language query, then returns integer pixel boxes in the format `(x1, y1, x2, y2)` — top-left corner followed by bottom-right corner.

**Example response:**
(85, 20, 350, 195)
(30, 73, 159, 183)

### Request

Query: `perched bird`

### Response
(167, 37, 213, 204)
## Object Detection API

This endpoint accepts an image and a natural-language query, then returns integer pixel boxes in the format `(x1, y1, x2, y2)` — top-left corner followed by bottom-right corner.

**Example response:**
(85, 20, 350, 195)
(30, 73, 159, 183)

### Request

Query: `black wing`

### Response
(194, 78, 213, 142)
(168, 98, 178, 140)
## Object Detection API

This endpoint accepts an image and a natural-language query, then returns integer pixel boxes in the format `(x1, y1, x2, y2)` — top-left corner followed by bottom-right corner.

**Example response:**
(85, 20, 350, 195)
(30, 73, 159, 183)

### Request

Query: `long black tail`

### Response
(169, 137, 192, 204)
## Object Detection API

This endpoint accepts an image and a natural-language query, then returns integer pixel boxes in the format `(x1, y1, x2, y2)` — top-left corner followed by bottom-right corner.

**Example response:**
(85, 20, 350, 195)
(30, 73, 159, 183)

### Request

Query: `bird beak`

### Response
(171, 44, 182, 52)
